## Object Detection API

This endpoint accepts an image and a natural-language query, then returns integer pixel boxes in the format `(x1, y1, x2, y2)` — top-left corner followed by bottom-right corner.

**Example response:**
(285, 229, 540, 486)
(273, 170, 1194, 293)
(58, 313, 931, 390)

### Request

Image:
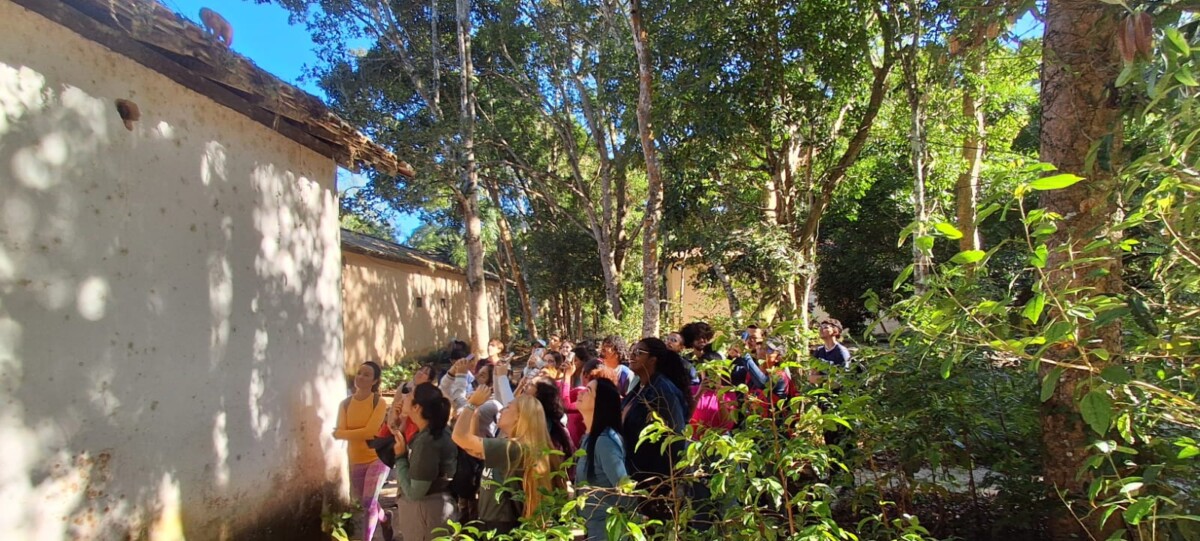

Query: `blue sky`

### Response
(163, 0, 423, 240)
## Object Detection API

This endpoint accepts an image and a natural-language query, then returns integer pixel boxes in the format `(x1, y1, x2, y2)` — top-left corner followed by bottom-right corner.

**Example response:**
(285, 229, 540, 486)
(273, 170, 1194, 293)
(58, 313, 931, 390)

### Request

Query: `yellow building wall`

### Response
(342, 251, 503, 372)
(664, 264, 730, 329)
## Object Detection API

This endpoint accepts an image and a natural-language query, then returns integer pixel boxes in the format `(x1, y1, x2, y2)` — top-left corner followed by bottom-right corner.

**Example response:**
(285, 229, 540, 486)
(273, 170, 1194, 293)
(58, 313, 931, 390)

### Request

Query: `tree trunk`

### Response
(456, 0, 488, 354)
(548, 293, 560, 340)
(1039, 1, 1124, 539)
(628, 0, 664, 338)
(598, 236, 623, 321)
(956, 62, 985, 253)
(486, 182, 538, 340)
(492, 257, 512, 343)
(710, 258, 742, 325)
(902, 10, 932, 290)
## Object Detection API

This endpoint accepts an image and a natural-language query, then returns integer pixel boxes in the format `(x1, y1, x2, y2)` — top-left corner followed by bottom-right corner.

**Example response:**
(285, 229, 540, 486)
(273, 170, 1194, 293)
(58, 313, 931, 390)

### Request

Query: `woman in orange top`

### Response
(333, 362, 390, 541)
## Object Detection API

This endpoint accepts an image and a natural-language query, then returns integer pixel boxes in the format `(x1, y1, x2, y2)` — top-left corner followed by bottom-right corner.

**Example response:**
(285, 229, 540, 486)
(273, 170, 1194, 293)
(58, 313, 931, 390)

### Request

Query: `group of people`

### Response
(332, 320, 853, 541)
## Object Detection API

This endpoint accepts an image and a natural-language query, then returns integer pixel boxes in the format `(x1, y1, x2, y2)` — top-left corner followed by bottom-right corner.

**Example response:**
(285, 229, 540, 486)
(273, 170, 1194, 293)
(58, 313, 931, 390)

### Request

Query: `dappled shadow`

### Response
(1, 4, 347, 539)
(342, 252, 483, 369)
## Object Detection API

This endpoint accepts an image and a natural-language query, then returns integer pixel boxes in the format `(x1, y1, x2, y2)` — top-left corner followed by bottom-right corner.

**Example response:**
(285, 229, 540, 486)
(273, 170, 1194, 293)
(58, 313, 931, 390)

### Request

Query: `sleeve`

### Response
(494, 375, 516, 406)
(838, 345, 853, 369)
(596, 432, 629, 483)
(770, 372, 790, 399)
(744, 357, 769, 390)
(559, 380, 573, 408)
(395, 436, 438, 499)
(334, 400, 347, 434)
(646, 384, 686, 435)
(334, 398, 388, 440)
(475, 401, 500, 438)
(441, 373, 470, 410)
(482, 438, 519, 472)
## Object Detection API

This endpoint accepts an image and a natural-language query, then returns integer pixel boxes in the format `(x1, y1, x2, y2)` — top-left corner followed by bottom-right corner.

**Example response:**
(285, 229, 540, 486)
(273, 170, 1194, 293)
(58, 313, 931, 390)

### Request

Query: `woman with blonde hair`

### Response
(452, 386, 563, 533)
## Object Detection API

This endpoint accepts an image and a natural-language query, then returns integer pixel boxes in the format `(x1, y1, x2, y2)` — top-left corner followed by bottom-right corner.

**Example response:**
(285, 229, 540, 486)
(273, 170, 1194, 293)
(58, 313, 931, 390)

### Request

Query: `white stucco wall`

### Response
(1, 2, 346, 540)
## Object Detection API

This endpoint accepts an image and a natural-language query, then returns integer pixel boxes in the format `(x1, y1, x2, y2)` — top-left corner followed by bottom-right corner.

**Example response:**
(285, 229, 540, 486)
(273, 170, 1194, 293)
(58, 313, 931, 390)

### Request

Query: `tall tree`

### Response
(456, 0, 489, 352)
(1038, 0, 1125, 538)
(656, 0, 899, 326)
(901, 0, 933, 289)
(270, 0, 492, 352)
(476, 0, 643, 323)
(627, 0, 664, 337)
(484, 179, 538, 340)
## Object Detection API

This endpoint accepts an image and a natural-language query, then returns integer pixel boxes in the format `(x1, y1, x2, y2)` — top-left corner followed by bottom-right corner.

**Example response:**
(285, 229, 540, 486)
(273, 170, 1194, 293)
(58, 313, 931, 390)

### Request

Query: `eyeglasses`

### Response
(630, 348, 647, 357)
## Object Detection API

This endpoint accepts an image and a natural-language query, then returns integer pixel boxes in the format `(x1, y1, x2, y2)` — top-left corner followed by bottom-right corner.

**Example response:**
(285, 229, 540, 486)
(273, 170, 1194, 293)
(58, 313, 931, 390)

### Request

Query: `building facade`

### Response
(341, 230, 504, 372)
(0, 1, 407, 539)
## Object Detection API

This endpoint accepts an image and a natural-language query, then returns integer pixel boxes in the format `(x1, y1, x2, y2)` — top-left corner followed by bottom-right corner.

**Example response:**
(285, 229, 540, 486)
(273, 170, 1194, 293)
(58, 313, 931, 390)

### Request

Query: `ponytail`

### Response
(412, 382, 451, 437)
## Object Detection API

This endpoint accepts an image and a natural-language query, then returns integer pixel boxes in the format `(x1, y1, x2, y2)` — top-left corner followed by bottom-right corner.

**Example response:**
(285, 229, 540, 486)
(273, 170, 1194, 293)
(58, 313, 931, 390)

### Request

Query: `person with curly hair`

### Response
(601, 334, 637, 396)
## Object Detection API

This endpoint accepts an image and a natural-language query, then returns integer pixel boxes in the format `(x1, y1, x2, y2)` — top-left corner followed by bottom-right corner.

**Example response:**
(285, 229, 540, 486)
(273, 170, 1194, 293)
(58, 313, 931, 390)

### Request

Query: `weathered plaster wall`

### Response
(1, 2, 346, 539)
(342, 251, 505, 371)
(664, 265, 730, 328)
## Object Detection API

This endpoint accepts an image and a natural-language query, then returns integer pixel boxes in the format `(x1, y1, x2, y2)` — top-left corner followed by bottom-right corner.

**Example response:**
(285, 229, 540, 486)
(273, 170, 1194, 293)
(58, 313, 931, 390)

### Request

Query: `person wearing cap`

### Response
(809, 319, 852, 384)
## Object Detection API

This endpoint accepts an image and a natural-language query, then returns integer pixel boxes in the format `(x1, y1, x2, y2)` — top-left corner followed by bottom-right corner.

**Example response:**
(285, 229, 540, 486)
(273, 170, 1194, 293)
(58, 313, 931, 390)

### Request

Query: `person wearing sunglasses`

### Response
(621, 338, 694, 521)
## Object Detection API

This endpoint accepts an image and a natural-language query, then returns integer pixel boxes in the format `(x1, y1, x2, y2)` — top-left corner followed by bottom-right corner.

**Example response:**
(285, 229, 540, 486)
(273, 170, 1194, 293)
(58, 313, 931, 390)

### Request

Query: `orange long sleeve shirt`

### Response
(335, 394, 388, 465)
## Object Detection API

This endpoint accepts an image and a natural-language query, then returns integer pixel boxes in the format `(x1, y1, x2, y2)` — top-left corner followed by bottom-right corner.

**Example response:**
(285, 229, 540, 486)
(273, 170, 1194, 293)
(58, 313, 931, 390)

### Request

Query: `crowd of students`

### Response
(331, 320, 853, 540)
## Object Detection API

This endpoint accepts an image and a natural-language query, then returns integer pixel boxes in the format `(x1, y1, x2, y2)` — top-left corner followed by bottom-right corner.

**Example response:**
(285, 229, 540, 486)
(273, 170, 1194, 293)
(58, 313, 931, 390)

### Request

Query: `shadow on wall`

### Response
(342, 255, 490, 373)
(1, 46, 343, 541)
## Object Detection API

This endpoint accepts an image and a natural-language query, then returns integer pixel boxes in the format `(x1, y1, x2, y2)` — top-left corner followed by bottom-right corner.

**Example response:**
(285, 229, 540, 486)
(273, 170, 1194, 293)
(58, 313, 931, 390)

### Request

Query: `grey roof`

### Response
(341, 229, 499, 281)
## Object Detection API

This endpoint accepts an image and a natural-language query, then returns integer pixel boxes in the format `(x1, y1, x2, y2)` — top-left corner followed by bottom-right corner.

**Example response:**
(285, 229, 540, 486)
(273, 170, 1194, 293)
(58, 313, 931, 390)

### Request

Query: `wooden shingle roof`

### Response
(14, 0, 414, 177)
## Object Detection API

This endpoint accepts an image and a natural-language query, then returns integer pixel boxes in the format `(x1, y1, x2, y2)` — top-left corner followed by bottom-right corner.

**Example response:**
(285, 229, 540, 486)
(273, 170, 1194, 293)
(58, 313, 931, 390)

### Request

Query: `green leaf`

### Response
(1033, 223, 1059, 238)
(1100, 365, 1131, 384)
(977, 202, 1002, 222)
(1120, 481, 1144, 496)
(893, 263, 915, 291)
(1022, 293, 1046, 324)
(934, 222, 964, 239)
(951, 250, 986, 264)
(1167, 27, 1191, 56)
(1081, 390, 1113, 436)
(897, 221, 918, 247)
(1116, 63, 1135, 88)
(1123, 497, 1155, 525)
(1030, 173, 1085, 191)
(940, 355, 954, 379)
(1041, 366, 1065, 402)
(915, 235, 935, 251)
(1176, 67, 1199, 87)
(1030, 244, 1049, 268)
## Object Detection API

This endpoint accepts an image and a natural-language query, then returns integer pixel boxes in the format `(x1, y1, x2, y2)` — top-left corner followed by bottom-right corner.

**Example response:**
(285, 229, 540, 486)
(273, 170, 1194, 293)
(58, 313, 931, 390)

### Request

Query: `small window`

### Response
(439, 298, 448, 308)
(414, 297, 424, 309)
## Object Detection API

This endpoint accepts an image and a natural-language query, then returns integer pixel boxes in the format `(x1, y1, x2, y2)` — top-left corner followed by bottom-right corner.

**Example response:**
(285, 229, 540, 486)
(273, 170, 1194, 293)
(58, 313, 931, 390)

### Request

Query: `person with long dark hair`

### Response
(393, 383, 458, 541)
(576, 378, 630, 540)
(333, 361, 390, 541)
(621, 338, 693, 520)
(528, 377, 576, 459)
